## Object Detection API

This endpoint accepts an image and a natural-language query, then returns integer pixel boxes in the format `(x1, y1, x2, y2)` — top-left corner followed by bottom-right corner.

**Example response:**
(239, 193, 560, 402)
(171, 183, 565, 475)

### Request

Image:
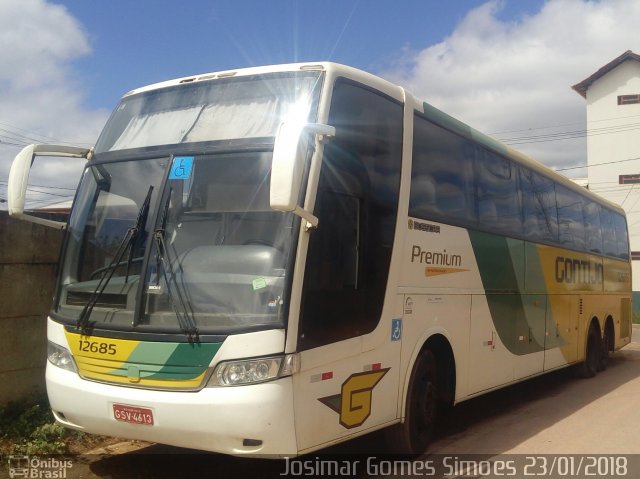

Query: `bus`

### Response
(7, 62, 632, 456)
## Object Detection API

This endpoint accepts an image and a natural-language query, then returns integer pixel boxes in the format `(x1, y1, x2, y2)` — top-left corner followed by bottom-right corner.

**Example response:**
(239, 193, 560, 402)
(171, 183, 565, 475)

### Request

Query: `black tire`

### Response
(577, 324, 601, 378)
(599, 324, 613, 371)
(386, 350, 438, 455)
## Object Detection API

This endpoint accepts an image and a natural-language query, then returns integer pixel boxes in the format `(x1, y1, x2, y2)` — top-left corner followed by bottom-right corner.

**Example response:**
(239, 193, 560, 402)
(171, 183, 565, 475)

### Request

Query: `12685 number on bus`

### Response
(78, 339, 117, 355)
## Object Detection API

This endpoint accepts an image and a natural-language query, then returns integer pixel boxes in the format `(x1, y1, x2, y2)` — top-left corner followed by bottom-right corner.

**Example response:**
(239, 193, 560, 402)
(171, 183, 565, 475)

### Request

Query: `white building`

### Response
(572, 50, 640, 296)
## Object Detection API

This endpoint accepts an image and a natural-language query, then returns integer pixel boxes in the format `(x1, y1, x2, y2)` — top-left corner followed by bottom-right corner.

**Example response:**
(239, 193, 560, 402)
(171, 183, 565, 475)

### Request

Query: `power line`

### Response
(0, 128, 41, 145)
(488, 112, 640, 136)
(555, 156, 640, 172)
(0, 121, 65, 144)
(0, 139, 28, 147)
(626, 188, 640, 214)
(0, 121, 95, 147)
(0, 183, 74, 203)
(498, 123, 640, 146)
(621, 183, 636, 207)
(0, 181, 76, 191)
(23, 187, 74, 198)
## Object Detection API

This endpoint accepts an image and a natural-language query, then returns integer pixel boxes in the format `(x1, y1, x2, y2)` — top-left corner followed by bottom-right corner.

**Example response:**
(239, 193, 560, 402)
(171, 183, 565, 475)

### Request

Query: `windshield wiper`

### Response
(152, 188, 200, 341)
(76, 186, 154, 331)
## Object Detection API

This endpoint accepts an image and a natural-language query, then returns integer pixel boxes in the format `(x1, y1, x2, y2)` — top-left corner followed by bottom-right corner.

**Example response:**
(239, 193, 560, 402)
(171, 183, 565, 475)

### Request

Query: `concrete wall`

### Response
(0, 211, 64, 404)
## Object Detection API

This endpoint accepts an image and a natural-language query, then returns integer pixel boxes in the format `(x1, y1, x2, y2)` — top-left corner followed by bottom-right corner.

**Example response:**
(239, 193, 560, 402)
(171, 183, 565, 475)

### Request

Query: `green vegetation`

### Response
(0, 394, 80, 454)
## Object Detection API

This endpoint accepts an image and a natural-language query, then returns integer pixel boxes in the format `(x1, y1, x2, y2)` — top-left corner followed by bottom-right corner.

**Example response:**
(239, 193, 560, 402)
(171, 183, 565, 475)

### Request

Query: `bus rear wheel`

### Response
(599, 322, 614, 372)
(577, 323, 601, 378)
(387, 349, 438, 455)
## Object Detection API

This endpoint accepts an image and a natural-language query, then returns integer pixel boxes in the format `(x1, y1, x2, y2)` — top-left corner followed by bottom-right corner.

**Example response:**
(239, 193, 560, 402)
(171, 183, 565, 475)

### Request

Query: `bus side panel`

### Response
(292, 333, 402, 454)
(604, 257, 632, 294)
(535, 245, 632, 363)
(399, 219, 484, 402)
(543, 295, 580, 370)
(467, 294, 514, 393)
(603, 257, 632, 348)
(529, 243, 583, 370)
(468, 232, 546, 388)
(400, 294, 471, 404)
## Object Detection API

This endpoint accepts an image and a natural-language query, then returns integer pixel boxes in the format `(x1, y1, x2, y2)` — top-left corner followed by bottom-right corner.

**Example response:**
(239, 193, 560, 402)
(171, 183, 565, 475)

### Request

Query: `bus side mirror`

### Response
(270, 122, 334, 229)
(8, 144, 92, 229)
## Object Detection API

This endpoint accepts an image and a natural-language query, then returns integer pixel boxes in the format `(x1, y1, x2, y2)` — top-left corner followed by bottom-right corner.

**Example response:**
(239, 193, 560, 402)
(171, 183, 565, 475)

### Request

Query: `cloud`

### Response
(0, 0, 109, 208)
(380, 0, 640, 174)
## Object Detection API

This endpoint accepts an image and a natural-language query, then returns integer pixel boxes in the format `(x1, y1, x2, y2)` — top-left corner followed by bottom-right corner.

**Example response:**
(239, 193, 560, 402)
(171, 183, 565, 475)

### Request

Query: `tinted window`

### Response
(299, 80, 402, 350)
(613, 213, 630, 260)
(475, 149, 521, 234)
(410, 114, 476, 225)
(556, 185, 585, 251)
(583, 200, 603, 254)
(600, 209, 617, 257)
(519, 167, 558, 243)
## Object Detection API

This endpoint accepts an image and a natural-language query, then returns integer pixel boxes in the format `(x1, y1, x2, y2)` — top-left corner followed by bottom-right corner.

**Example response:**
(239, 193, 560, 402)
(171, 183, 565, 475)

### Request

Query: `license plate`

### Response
(113, 403, 154, 426)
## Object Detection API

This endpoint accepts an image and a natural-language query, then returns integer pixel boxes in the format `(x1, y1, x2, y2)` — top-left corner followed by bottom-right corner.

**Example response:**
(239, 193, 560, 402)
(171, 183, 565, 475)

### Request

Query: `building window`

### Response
(617, 94, 640, 105)
(619, 174, 640, 184)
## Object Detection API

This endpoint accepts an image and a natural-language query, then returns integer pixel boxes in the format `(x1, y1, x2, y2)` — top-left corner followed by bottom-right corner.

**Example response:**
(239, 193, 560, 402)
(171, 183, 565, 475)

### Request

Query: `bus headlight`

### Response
(47, 341, 78, 373)
(208, 354, 298, 387)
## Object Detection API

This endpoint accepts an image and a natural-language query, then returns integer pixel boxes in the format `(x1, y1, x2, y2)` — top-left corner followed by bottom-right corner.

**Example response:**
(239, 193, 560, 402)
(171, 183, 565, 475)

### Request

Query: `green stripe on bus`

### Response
(126, 341, 178, 365)
(468, 230, 523, 293)
(151, 342, 222, 379)
(114, 341, 222, 380)
(469, 230, 545, 354)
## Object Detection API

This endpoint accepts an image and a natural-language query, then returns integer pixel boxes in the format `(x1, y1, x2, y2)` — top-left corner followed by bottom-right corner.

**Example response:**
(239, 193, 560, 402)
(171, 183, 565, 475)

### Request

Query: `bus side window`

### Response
(556, 184, 586, 251)
(305, 190, 360, 291)
(475, 148, 521, 234)
(613, 212, 630, 260)
(583, 200, 603, 254)
(519, 166, 558, 243)
(298, 79, 402, 351)
(410, 113, 476, 226)
(600, 209, 617, 258)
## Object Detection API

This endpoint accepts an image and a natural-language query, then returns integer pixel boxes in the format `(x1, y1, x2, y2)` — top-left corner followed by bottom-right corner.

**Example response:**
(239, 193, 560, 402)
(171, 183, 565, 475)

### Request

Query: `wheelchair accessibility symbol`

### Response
(169, 156, 194, 180)
(391, 319, 402, 341)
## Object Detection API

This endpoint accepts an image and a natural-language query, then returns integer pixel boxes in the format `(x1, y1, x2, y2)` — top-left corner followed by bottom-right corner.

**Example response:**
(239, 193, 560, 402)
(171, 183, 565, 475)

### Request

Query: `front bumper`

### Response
(46, 362, 297, 457)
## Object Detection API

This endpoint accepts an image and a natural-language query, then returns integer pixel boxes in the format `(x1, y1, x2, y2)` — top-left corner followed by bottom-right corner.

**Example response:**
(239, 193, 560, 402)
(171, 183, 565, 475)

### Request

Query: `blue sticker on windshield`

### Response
(169, 156, 194, 180)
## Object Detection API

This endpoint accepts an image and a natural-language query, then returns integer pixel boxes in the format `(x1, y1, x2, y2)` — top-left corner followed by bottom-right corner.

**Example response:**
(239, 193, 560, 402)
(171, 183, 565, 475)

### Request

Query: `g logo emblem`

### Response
(318, 368, 389, 429)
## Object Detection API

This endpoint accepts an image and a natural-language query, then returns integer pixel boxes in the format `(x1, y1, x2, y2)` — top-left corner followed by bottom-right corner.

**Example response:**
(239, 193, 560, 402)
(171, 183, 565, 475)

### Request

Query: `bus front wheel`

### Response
(387, 349, 438, 455)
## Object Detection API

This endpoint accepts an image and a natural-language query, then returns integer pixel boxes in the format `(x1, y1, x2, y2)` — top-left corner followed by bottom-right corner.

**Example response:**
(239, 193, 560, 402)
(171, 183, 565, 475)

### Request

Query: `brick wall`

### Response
(0, 211, 64, 404)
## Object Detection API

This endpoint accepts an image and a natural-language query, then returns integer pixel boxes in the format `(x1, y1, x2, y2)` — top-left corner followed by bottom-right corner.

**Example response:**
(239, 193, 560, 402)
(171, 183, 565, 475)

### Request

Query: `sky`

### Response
(1, 0, 639, 209)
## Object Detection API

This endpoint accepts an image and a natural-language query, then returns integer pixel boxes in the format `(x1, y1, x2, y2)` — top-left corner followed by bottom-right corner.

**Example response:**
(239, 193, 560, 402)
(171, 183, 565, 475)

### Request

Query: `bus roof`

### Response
(123, 62, 402, 99)
(123, 61, 624, 216)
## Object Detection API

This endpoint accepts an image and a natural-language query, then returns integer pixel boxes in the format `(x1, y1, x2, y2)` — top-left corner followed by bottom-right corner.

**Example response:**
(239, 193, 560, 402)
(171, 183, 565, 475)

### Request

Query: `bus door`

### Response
(291, 78, 404, 452)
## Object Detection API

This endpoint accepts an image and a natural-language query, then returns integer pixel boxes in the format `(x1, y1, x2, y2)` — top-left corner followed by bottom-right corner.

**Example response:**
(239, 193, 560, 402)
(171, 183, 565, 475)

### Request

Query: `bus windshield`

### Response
(55, 71, 322, 335)
(95, 71, 323, 153)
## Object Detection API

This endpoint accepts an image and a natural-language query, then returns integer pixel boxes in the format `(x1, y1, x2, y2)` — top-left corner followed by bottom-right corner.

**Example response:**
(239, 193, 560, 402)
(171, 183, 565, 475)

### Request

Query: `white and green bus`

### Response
(8, 62, 632, 456)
